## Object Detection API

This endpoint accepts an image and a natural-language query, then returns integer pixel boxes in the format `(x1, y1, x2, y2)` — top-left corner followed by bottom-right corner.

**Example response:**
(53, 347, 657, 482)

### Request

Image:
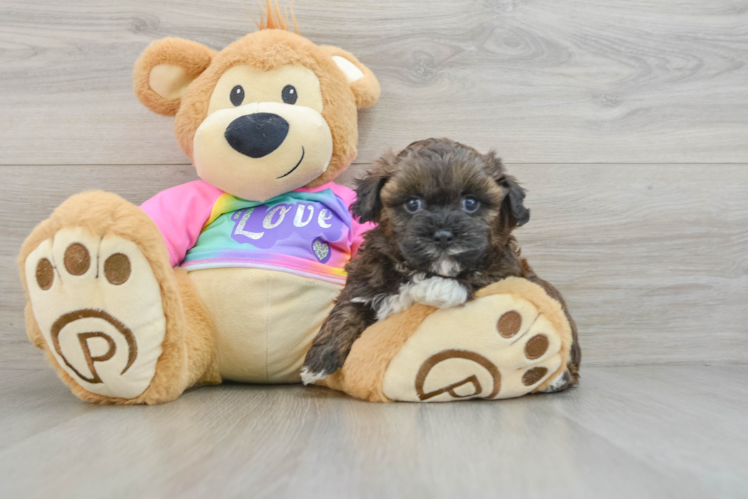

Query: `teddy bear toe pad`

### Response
(25, 227, 166, 399)
(382, 293, 565, 402)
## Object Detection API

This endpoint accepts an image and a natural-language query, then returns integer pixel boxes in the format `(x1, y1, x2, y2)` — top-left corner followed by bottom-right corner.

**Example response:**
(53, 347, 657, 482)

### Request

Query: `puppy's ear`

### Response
(351, 151, 397, 223)
(500, 175, 530, 227)
(485, 151, 530, 228)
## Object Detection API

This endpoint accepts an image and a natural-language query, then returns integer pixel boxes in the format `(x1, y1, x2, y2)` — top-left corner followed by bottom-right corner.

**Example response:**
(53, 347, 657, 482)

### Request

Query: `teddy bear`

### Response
(18, 9, 578, 404)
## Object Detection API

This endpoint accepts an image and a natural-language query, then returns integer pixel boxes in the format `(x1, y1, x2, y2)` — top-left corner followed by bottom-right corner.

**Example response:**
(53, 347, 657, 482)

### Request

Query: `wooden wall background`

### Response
(1, 0, 747, 370)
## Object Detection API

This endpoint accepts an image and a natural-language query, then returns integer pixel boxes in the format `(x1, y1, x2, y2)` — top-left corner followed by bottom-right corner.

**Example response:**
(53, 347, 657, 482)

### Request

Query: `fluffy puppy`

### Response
(301, 138, 580, 389)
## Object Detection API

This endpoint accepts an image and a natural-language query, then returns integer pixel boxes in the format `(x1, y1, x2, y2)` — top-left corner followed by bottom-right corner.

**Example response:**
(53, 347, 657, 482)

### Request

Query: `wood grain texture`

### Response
(3, 163, 747, 370)
(0, 366, 746, 497)
(1, 0, 747, 165)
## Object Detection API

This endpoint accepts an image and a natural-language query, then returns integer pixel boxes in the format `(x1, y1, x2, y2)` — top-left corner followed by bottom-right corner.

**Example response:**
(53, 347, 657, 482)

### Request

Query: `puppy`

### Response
(301, 138, 580, 390)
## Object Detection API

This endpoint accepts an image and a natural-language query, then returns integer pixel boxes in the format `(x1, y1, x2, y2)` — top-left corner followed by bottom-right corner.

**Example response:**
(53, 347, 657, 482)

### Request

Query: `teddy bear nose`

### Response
(224, 113, 290, 159)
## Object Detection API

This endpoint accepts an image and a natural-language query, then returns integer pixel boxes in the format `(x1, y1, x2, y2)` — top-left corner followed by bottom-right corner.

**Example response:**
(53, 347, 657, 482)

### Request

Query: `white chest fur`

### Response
(362, 274, 469, 321)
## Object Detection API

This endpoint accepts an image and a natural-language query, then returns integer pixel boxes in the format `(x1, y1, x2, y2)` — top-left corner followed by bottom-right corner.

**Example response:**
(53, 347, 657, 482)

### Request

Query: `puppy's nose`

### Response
(433, 230, 454, 248)
(225, 113, 289, 158)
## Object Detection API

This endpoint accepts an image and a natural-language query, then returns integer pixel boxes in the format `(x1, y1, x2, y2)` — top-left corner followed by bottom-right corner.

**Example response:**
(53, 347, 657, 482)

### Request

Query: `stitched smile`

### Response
(276, 147, 305, 179)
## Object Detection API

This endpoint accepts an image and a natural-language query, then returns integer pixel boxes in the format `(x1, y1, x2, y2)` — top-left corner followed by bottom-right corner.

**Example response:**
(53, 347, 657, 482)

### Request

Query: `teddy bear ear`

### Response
(320, 46, 380, 110)
(133, 37, 216, 117)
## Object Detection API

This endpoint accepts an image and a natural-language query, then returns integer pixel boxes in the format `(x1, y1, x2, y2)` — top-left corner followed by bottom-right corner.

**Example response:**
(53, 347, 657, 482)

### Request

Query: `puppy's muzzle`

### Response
(225, 112, 289, 158)
(433, 230, 454, 249)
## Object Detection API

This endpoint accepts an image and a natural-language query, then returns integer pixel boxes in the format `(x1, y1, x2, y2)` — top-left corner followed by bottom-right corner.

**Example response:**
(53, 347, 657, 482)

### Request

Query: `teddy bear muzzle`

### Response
(193, 101, 333, 202)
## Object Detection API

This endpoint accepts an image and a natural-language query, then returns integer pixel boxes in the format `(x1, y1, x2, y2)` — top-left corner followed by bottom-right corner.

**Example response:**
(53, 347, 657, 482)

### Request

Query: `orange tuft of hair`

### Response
(255, 0, 300, 34)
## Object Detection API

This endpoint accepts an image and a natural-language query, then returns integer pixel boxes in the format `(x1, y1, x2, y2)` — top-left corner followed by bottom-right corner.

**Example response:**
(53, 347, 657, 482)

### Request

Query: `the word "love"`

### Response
(234, 203, 334, 240)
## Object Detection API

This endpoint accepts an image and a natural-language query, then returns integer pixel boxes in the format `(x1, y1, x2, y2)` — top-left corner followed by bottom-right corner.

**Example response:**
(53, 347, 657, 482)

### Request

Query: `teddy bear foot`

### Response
(382, 288, 567, 402)
(322, 277, 575, 403)
(24, 226, 167, 400)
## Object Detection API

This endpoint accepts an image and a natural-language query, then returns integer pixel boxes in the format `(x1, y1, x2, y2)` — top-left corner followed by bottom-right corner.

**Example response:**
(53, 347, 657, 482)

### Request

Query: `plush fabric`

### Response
(321, 305, 437, 402)
(24, 227, 167, 398)
(475, 277, 574, 392)
(19, 22, 384, 404)
(19, 192, 192, 404)
(134, 29, 380, 189)
(189, 267, 341, 383)
(193, 100, 333, 201)
(321, 277, 573, 403)
(133, 37, 216, 117)
(319, 46, 380, 111)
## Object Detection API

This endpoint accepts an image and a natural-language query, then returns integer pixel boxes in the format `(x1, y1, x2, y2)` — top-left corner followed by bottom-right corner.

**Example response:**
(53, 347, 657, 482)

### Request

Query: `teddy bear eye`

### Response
(282, 85, 298, 105)
(230, 85, 244, 106)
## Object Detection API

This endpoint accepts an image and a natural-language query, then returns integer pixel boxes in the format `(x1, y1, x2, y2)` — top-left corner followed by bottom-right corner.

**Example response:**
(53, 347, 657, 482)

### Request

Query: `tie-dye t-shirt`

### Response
(140, 180, 372, 285)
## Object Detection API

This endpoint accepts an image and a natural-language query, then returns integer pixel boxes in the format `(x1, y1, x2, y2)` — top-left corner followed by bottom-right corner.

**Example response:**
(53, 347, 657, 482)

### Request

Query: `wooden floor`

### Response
(0, 365, 746, 498)
(1, 0, 748, 497)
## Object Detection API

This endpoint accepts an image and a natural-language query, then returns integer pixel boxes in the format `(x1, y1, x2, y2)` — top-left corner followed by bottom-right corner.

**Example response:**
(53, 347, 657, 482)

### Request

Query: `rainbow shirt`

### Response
(140, 180, 372, 285)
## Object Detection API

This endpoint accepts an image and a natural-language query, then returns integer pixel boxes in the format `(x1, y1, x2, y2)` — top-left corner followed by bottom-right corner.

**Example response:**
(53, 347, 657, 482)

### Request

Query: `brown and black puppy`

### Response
(301, 138, 580, 390)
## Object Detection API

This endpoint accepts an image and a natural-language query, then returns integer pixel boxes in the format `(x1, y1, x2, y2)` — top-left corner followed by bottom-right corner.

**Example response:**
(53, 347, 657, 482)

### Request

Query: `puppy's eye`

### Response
(230, 85, 245, 106)
(282, 85, 298, 105)
(404, 198, 422, 214)
(461, 197, 480, 213)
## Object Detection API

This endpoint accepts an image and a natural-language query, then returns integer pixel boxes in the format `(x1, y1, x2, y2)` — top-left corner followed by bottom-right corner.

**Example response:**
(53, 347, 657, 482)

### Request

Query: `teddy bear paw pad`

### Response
(24, 227, 166, 399)
(381, 293, 566, 402)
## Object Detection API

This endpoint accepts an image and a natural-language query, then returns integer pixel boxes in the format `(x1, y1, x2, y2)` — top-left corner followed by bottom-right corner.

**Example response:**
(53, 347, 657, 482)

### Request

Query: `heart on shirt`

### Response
(312, 238, 331, 264)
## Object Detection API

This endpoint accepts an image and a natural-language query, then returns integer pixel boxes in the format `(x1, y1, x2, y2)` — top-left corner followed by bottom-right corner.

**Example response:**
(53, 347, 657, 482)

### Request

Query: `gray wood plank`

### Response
(553, 365, 748, 496)
(2, 163, 747, 370)
(0, 369, 96, 449)
(0, 366, 746, 497)
(1, 0, 747, 165)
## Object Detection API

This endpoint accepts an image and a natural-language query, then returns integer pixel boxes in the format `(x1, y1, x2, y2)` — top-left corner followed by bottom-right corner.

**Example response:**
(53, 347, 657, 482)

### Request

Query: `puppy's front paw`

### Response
(300, 366, 331, 385)
(538, 371, 571, 393)
(300, 344, 344, 385)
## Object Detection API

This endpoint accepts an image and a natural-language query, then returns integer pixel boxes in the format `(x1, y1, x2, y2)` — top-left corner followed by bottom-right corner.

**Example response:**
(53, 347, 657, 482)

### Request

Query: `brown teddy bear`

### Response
(18, 9, 576, 404)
